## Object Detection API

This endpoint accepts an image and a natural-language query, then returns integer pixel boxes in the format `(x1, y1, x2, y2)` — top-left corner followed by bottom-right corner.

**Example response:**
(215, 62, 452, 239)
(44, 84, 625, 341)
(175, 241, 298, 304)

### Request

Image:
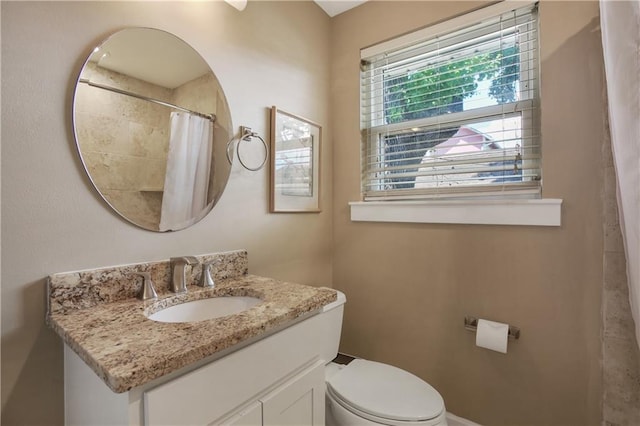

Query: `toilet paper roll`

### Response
(476, 319, 509, 353)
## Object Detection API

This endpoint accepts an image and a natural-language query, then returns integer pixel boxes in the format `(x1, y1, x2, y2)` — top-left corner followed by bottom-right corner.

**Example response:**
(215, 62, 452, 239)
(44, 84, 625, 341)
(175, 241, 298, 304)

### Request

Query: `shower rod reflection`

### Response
(79, 78, 215, 122)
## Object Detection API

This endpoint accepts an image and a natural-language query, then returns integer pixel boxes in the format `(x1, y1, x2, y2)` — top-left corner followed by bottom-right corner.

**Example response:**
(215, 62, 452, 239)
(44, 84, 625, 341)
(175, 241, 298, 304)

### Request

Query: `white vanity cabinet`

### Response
(64, 309, 329, 426)
(260, 361, 324, 426)
(216, 361, 325, 426)
(143, 358, 325, 426)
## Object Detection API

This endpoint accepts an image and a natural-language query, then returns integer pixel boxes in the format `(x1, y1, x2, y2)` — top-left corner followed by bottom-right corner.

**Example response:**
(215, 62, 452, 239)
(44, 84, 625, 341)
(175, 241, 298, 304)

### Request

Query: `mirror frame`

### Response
(269, 106, 321, 213)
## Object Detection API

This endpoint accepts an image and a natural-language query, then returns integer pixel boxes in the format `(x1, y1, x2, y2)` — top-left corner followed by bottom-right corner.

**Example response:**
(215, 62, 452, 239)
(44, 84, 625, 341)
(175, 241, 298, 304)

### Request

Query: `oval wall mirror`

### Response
(73, 27, 233, 232)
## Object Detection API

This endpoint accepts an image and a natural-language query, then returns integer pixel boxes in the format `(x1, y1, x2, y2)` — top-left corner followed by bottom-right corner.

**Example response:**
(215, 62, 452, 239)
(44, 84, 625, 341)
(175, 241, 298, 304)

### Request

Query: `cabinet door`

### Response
(216, 401, 262, 426)
(261, 361, 325, 426)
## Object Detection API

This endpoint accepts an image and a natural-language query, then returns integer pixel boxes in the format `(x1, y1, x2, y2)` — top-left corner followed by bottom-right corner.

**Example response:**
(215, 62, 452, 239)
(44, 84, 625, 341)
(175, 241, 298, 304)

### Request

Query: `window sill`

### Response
(349, 199, 562, 227)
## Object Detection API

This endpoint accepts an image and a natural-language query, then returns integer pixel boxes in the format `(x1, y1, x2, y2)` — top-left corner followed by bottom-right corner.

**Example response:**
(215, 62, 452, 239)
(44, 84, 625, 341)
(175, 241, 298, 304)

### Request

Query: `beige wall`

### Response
(1, 1, 332, 424)
(330, 1, 604, 425)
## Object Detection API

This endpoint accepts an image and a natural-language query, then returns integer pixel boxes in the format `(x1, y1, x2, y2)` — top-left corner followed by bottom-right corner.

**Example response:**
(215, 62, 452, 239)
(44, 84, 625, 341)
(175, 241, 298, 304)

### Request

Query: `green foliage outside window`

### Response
(384, 46, 519, 123)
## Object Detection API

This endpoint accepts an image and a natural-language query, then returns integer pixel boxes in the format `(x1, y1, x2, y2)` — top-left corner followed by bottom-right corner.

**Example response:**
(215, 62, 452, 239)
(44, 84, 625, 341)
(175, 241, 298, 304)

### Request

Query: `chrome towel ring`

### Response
(226, 126, 268, 172)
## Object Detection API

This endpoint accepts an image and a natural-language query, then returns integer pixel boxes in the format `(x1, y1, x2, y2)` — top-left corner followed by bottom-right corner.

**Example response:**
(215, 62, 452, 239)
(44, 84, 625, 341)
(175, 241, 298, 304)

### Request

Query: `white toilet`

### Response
(320, 291, 448, 426)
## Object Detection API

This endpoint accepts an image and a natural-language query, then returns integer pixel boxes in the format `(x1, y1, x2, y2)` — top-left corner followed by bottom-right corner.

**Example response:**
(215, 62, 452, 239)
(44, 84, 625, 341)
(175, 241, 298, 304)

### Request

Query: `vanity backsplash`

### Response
(47, 250, 248, 315)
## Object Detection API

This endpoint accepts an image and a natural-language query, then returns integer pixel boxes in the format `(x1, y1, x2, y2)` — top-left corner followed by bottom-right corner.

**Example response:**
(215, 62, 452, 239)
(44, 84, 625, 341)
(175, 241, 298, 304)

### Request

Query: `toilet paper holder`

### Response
(464, 316, 520, 340)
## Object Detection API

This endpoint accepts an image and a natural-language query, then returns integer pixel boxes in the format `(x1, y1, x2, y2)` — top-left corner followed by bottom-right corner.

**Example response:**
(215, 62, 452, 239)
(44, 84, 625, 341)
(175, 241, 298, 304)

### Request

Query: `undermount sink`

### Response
(147, 296, 262, 323)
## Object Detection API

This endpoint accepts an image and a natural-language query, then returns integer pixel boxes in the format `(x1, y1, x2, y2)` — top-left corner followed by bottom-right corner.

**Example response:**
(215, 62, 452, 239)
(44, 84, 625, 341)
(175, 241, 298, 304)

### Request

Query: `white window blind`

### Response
(360, 2, 540, 201)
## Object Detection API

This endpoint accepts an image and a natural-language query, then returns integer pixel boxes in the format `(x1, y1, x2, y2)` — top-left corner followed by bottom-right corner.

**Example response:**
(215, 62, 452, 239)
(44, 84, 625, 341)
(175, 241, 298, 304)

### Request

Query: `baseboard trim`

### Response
(446, 412, 482, 426)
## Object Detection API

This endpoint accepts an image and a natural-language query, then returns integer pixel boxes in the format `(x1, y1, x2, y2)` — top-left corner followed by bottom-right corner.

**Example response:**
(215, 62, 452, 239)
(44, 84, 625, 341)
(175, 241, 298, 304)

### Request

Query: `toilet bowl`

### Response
(325, 360, 447, 426)
(320, 292, 447, 426)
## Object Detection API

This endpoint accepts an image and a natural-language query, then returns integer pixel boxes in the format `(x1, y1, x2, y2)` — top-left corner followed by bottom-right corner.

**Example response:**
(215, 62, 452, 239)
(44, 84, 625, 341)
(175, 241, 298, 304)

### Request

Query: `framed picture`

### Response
(270, 106, 321, 213)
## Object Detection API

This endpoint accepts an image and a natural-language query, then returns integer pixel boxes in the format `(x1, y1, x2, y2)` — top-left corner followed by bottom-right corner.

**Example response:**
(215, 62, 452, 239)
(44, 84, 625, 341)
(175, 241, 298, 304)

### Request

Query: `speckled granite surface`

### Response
(46, 250, 337, 393)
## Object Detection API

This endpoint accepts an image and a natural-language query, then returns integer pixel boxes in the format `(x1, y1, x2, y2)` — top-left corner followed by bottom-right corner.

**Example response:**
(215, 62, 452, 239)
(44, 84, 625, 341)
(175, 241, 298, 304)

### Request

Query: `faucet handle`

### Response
(199, 260, 219, 288)
(135, 272, 158, 301)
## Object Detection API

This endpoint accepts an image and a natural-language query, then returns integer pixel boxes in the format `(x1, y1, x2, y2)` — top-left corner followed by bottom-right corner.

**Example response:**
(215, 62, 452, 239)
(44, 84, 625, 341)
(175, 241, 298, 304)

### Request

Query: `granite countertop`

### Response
(46, 251, 337, 393)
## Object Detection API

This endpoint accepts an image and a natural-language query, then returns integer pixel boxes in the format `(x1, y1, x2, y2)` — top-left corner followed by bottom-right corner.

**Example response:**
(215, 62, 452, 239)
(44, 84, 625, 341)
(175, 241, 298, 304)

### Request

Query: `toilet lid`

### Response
(327, 359, 444, 422)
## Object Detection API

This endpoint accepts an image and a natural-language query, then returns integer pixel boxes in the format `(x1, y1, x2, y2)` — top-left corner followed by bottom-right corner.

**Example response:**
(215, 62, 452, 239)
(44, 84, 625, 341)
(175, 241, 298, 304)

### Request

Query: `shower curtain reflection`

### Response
(159, 112, 213, 231)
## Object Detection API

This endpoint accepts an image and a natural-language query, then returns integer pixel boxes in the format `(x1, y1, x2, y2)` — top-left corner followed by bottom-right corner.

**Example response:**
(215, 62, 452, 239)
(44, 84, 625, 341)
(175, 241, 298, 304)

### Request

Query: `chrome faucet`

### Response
(169, 256, 199, 293)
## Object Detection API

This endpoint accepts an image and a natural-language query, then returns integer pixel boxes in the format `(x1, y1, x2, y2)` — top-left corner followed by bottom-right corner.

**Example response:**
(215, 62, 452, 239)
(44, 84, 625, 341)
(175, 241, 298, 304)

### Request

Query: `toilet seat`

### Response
(326, 359, 445, 425)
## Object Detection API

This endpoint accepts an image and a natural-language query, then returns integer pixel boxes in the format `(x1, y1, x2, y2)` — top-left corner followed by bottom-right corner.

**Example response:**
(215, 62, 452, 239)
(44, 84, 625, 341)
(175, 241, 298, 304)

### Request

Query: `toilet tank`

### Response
(318, 290, 346, 363)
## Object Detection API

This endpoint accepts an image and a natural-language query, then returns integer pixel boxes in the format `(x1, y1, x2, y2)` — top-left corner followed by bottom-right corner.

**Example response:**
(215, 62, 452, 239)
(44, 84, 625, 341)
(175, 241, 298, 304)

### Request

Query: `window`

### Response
(360, 1, 540, 201)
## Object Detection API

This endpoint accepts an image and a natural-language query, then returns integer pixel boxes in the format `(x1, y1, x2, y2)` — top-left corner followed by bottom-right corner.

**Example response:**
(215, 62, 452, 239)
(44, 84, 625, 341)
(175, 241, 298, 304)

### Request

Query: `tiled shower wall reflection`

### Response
(75, 65, 170, 229)
(602, 117, 640, 425)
